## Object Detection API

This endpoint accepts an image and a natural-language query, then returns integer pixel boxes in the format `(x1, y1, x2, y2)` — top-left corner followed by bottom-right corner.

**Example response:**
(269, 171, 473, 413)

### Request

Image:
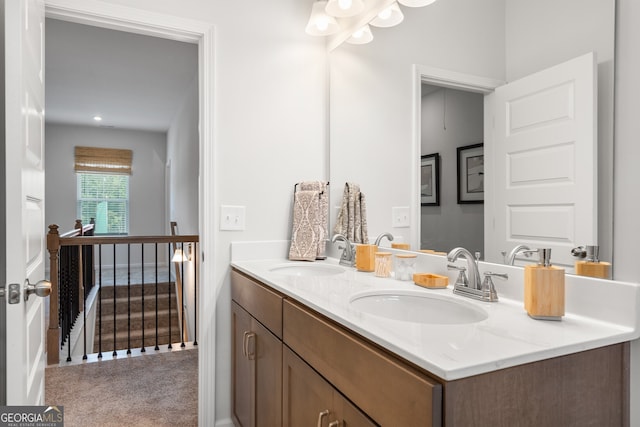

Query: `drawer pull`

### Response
(242, 331, 250, 358)
(243, 331, 256, 360)
(328, 421, 341, 427)
(246, 332, 256, 360)
(317, 409, 329, 427)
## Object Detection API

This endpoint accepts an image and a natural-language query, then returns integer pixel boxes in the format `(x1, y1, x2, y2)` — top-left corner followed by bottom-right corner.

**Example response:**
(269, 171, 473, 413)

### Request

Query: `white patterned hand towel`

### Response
(289, 190, 321, 261)
(334, 182, 369, 244)
(299, 181, 328, 259)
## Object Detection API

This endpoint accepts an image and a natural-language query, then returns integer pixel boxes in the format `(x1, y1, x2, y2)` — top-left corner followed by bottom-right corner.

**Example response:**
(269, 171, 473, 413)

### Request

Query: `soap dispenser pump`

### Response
(572, 245, 611, 279)
(524, 248, 565, 321)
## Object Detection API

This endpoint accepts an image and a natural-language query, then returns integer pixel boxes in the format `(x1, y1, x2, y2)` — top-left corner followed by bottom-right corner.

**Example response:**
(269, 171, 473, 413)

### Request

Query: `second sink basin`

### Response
(269, 263, 345, 277)
(350, 290, 488, 325)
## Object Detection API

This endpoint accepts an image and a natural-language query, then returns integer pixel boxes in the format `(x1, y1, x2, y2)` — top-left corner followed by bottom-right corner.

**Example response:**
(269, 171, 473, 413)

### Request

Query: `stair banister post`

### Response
(74, 220, 85, 313)
(47, 224, 61, 365)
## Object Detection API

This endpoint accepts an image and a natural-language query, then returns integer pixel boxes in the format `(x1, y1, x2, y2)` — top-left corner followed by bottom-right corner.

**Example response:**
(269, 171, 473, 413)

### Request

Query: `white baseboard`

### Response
(213, 418, 234, 427)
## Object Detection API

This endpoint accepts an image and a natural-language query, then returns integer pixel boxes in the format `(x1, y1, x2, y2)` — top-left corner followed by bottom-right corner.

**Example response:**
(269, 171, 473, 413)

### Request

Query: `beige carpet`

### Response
(45, 348, 198, 426)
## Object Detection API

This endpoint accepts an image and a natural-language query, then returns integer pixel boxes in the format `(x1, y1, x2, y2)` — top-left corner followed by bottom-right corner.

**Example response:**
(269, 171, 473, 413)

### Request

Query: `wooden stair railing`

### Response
(46, 222, 199, 365)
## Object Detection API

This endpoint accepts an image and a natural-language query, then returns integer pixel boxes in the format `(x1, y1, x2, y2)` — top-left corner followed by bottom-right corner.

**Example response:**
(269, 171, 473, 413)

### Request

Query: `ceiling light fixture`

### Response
(325, 0, 365, 18)
(346, 24, 373, 44)
(398, 0, 437, 7)
(306, 0, 340, 36)
(370, 2, 404, 28)
(305, 0, 439, 47)
(93, 115, 102, 122)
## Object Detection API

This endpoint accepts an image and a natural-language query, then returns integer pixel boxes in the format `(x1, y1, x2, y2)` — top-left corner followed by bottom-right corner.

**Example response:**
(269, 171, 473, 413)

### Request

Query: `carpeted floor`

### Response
(45, 348, 198, 426)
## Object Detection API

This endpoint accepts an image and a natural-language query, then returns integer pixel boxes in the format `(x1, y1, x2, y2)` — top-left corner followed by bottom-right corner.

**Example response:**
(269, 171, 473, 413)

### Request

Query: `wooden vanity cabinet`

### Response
(231, 271, 283, 427)
(283, 346, 376, 427)
(231, 268, 629, 427)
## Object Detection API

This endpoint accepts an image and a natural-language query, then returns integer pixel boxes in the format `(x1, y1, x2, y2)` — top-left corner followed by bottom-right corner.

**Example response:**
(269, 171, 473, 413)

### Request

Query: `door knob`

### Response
(24, 279, 51, 301)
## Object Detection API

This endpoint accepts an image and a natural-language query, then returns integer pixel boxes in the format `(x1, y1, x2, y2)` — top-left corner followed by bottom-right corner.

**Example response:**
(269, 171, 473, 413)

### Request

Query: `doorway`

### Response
(27, 1, 213, 416)
(420, 84, 484, 254)
(411, 64, 501, 255)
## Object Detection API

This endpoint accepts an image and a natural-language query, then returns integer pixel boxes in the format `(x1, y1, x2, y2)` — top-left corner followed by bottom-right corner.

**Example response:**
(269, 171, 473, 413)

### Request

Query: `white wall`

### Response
(330, 0, 505, 248)
(85, 1, 328, 424)
(613, 1, 640, 424)
(167, 75, 199, 235)
(44, 123, 167, 266)
(421, 87, 484, 253)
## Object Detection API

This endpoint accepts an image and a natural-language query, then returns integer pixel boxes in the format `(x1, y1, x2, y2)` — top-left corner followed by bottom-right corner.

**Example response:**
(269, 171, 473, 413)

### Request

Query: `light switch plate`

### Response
(220, 205, 246, 231)
(392, 206, 410, 228)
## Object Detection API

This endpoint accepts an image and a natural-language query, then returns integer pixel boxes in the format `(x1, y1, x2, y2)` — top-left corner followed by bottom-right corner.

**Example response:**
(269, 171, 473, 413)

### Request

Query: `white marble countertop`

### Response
(230, 243, 640, 381)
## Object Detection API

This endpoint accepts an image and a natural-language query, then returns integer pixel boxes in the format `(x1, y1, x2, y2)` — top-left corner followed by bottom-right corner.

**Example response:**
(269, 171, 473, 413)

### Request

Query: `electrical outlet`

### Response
(392, 207, 410, 228)
(220, 205, 246, 231)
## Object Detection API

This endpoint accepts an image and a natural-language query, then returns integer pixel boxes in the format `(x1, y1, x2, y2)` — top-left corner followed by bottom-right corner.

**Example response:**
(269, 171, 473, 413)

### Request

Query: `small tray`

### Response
(413, 273, 449, 289)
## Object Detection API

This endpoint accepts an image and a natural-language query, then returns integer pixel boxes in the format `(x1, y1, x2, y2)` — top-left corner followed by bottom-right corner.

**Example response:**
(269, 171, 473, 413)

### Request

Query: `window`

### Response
(77, 173, 129, 235)
(74, 146, 133, 235)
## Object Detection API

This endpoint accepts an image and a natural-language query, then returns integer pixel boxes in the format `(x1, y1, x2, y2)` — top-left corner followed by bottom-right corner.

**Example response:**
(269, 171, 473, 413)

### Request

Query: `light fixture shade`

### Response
(306, 0, 340, 36)
(346, 24, 373, 45)
(172, 249, 189, 263)
(370, 2, 404, 28)
(325, 0, 365, 18)
(398, 0, 437, 7)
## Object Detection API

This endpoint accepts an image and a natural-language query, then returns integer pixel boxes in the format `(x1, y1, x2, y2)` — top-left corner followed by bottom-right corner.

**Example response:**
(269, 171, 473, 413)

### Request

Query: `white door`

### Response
(485, 52, 597, 270)
(4, 0, 48, 405)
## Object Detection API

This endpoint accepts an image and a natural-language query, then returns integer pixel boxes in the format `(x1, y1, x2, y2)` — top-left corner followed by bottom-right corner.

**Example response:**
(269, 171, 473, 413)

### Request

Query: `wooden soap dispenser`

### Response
(524, 248, 565, 321)
(572, 245, 611, 279)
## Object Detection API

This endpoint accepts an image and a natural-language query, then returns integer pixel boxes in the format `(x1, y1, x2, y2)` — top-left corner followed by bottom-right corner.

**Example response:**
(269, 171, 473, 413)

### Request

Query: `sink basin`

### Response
(350, 291, 488, 325)
(269, 263, 345, 277)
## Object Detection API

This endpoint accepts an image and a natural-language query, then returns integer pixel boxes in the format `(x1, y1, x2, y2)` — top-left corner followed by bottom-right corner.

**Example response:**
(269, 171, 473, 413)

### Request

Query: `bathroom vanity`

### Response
(230, 250, 637, 427)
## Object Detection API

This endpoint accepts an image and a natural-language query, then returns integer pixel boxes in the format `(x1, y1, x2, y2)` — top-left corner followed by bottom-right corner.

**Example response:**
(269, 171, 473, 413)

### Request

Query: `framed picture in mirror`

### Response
(457, 143, 484, 204)
(421, 153, 439, 206)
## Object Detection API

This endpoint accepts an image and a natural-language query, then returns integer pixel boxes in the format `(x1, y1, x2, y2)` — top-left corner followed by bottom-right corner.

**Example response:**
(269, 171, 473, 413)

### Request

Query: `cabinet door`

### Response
(284, 346, 336, 427)
(233, 302, 283, 427)
(284, 346, 376, 427)
(232, 302, 253, 427)
(253, 317, 282, 426)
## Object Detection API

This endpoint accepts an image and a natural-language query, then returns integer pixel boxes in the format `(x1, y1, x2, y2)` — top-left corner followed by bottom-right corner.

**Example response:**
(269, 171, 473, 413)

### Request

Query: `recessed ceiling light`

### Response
(93, 115, 103, 122)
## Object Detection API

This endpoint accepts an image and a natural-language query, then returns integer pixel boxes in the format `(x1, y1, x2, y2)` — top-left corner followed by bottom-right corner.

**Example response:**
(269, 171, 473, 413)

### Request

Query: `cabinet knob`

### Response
(317, 409, 329, 427)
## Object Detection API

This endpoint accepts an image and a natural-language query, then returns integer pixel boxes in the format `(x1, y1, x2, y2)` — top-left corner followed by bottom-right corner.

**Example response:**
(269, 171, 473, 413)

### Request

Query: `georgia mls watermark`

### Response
(0, 406, 63, 427)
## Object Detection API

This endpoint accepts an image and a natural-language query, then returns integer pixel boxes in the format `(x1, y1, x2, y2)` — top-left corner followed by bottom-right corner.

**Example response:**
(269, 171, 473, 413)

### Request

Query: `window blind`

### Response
(74, 146, 133, 175)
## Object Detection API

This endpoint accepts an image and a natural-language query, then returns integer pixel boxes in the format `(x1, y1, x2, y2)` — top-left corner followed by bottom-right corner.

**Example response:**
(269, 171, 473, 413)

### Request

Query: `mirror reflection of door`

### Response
(487, 52, 597, 270)
(420, 85, 484, 255)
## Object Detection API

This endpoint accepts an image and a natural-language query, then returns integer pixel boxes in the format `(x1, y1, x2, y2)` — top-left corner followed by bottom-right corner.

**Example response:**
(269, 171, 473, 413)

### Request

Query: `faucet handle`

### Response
(484, 271, 508, 280)
(447, 264, 468, 286)
(481, 271, 508, 301)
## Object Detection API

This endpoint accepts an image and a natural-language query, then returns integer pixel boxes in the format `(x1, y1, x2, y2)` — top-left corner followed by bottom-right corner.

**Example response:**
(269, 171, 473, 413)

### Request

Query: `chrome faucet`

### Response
(374, 232, 394, 246)
(447, 247, 482, 291)
(502, 244, 533, 265)
(332, 234, 355, 267)
(447, 247, 505, 302)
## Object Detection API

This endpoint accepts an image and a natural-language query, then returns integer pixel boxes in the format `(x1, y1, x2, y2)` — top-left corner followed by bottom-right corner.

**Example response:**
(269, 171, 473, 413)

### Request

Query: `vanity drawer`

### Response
(231, 269, 283, 339)
(283, 299, 442, 427)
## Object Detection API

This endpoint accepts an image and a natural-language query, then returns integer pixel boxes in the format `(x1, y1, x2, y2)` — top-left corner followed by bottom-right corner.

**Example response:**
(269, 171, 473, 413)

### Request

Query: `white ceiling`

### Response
(45, 18, 198, 132)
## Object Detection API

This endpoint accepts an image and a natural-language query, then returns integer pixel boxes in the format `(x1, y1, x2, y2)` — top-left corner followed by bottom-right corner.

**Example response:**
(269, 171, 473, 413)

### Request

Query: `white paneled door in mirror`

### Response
(485, 52, 596, 271)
